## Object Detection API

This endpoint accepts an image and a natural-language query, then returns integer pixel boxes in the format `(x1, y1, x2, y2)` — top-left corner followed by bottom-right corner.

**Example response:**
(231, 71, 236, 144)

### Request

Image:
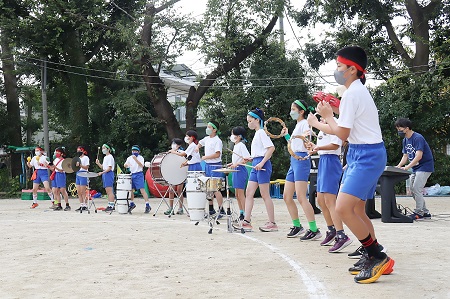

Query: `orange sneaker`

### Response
(30, 203, 39, 209)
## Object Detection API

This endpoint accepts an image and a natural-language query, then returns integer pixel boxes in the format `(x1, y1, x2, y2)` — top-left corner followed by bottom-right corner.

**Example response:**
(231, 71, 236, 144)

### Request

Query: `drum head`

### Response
(160, 153, 188, 185)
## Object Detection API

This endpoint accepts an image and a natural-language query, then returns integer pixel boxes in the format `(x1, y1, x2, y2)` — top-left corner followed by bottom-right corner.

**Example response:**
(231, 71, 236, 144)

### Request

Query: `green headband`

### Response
(294, 100, 307, 111)
(208, 122, 221, 135)
(102, 144, 115, 154)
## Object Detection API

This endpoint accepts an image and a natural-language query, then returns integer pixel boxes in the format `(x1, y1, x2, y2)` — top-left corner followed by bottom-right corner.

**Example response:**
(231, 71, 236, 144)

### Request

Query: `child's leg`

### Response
(244, 181, 258, 222)
(317, 192, 333, 227)
(235, 188, 245, 211)
(295, 181, 315, 222)
(283, 181, 299, 220)
(259, 183, 274, 223)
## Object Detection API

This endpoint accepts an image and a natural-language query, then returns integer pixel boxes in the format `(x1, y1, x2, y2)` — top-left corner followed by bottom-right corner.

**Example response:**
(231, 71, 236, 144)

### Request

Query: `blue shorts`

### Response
(188, 163, 202, 172)
(76, 171, 88, 186)
(132, 172, 145, 190)
(317, 154, 342, 195)
(232, 165, 248, 189)
(248, 157, 272, 184)
(53, 172, 66, 188)
(102, 171, 115, 188)
(34, 169, 49, 184)
(341, 142, 387, 200)
(205, 162, 225, 178)
(285, 152, 311, 182)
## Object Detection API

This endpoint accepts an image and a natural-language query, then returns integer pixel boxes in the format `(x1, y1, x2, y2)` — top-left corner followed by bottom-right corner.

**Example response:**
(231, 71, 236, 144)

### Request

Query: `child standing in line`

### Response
(227, 126, 251, 221)
(307, 46, 394, 283)
(124, 145, 152, 214)
(51, 147, 71, 211)
(182, 130, 202, 171)
(196, 121, 225, 217)
(96, 144, 115, 212)
(233, 108, 277, 232)
(281, 100, 322, 240)
(166, 138, 185, 215)
(26, 147, 54, 209)
(309, 117, 352, 252)
(75, 146, 90, 212)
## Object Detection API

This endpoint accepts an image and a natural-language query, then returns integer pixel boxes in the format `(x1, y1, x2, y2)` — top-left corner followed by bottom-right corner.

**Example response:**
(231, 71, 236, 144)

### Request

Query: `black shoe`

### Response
(349, 253, 368, 274)
(64, 206, 71, 211)
(239, 214, 244, 221)
(54, 206, 63, 211)
(75, 207, 82, 212)
(299, 229, 322, 241)
(144, 205, 151, 214)
(348, 245, 365, 259)
(104, 206, 114, 212)
(81, 206, 88, 211)
(128, 203, 136, 213)
(354, 255, 392, 283)
(287, 226, 305, 238)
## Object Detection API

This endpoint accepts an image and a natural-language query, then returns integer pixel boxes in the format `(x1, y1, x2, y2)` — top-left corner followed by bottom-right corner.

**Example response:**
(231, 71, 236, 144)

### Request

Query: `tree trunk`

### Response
(1, 29, 23, 177)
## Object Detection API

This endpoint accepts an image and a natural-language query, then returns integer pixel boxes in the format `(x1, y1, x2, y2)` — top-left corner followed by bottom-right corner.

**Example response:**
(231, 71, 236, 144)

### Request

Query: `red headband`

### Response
(337, 56, 367, 74)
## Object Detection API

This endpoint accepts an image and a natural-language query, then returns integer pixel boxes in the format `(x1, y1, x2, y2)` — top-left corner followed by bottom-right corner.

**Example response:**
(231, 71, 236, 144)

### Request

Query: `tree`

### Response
(139, 0, 286, 140)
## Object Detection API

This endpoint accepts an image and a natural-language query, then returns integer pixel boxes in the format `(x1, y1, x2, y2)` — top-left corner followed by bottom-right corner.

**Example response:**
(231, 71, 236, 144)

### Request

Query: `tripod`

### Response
(152, 182, 189, 218)
(81, 178, 97, 214)
(207, 168, 242, 234)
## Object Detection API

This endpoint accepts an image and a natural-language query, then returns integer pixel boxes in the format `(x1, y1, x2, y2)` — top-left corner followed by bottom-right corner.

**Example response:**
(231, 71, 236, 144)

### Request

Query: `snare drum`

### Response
(116, 174, 132, 190)
(205, 177, 225, 192)
(150, 152, 188, 185)
(186, 171, 206, 192)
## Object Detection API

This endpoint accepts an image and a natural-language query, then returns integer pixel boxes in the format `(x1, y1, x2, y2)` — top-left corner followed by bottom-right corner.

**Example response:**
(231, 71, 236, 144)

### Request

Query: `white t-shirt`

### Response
(53, 157, 65, 173)
(251, 129, 274, 158)
(30, 155, 49, 170)
(290, 119, 310, 152)
(337, 80, 383, 144)
(79, 156, 90, 172)
(232, 142, 250, 164)
(199, 135, 222, 163)
(102, 154, 115, 171)
(183, 142, 201, 164)
(317, 122, 342, 156)
(125, 155, 144, 173)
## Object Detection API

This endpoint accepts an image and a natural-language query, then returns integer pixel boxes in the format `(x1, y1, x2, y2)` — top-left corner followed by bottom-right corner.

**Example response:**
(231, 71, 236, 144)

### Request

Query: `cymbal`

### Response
(62, 158, 74, 173)
(212, 168, 239, 173)
(71, 157, 81, 173)
(77, 172, 99, 178)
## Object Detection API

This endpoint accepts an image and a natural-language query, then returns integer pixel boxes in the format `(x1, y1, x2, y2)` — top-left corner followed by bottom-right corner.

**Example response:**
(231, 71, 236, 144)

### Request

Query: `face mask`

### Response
(171, 144, 178, 150)
(334, 68, 350, 85)
(206, 128, 213, 135)
(229, 135, 237, 143)
(398, 131, 406, 138)
(102, 149, 108, 154)
(77, 151, 83, 157)
(55, 152, 61, 158)
(290, 110, 300, 120)
(35, 151, 41, 156)
(184, 137, 190, 143)
(132, 151, 139, 157)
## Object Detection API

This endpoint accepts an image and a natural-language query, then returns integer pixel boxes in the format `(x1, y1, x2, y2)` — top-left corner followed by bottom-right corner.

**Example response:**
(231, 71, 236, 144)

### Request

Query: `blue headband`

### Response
(248, 111, 264, 129)
(131, 145, 140, 152)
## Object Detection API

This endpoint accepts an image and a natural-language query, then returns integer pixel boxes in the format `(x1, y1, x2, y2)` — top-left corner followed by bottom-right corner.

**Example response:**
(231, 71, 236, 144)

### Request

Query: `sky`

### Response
(172, 0, 342, 93)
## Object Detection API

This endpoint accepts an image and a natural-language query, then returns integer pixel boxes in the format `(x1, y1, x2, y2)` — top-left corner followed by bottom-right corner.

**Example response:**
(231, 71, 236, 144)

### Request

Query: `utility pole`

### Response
(41, 58, 50, 155)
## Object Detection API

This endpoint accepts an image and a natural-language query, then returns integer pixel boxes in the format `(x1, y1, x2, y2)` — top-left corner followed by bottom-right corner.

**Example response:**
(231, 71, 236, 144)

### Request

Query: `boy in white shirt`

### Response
(124, 145, 151, 214)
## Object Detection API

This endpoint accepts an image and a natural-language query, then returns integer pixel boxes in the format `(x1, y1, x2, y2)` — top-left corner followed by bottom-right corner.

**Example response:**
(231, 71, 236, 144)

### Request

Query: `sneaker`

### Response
(64, 206, 71, 211)
(329, 235, 353, 253)
(423, 213, 432, 219)
(128, 203, 136, 213)
(81, 206, 88, 211)
(164, 208, 174, 215)
(75, 207, 82, 212)
(259, 222, 278, 232)
(30, 203, 39, 209)
(54, 206, 63, 211)
(300, 229, 322, 241)
(239, 214, 245, 221)
(408, 212, 424, 221)
(144, 205, 151, 214)
(320, 230, 336, 246)
(217, 210, 226, 219)
(208, 210, 216, 216)
(104, 206, 114, 212)
(349, 254, 395, 275)
(233, 221, 253, 232)
(354, 255, 394, 283)
(287, 226, 305, 238)
(49, 203, 57, 209)
(176, 208, 184, 215)
(348, 245, 365, 259)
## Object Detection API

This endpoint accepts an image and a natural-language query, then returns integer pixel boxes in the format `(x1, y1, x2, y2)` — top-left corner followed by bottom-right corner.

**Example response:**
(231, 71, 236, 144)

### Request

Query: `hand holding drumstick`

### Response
(226, 148, 265, 171)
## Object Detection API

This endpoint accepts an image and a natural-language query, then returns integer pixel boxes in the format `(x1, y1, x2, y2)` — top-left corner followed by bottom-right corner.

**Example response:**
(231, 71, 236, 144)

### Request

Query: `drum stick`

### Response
(226, 148, 245, 160)
(238, 163, 266, 171)
(96, 146, 100, 160)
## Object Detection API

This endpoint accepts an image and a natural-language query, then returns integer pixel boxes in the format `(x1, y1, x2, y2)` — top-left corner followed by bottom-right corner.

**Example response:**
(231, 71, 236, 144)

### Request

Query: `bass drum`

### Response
(150, 152, 187, 186)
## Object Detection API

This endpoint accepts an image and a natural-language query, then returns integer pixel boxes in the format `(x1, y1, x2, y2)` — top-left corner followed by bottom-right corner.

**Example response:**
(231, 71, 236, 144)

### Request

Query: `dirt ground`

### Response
(0, 194, 449, 299)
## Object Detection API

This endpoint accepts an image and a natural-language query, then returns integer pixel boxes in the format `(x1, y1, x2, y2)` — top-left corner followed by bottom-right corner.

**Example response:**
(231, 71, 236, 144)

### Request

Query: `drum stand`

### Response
(152, 183, 189, 218)
(81, 178, 97, 214)
(207, 171, 243, 234)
